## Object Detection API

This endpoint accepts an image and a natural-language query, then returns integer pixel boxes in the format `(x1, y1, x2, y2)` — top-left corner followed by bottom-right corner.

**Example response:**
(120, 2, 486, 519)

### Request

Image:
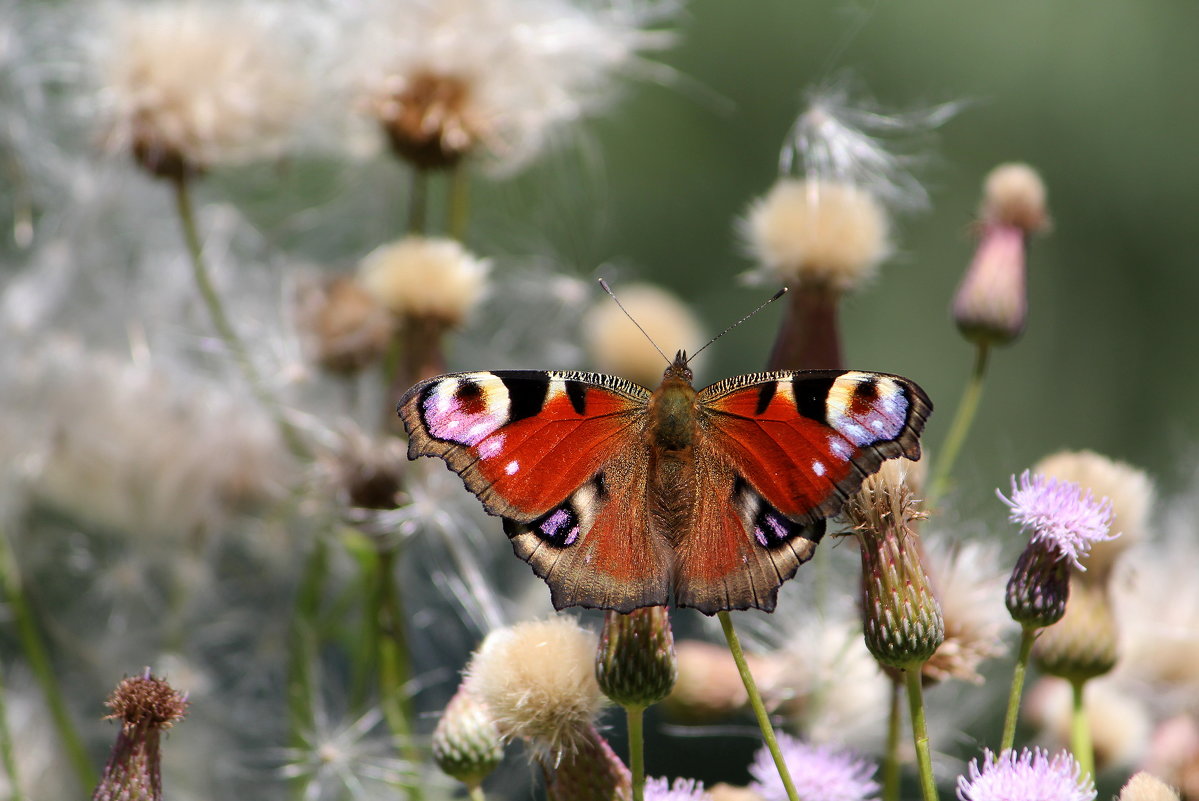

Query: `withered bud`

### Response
(93, 669, 188, 801)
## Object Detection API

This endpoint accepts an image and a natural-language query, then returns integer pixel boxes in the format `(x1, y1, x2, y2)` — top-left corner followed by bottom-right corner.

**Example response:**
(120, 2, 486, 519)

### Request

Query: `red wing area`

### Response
(698, 370, 931, 522)
(504, 454, 673, 612)
(398, 370, 649, 521)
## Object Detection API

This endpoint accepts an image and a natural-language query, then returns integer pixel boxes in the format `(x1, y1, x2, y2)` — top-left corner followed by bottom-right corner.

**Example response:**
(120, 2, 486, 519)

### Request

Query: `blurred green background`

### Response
(475, 0, 1199, 504)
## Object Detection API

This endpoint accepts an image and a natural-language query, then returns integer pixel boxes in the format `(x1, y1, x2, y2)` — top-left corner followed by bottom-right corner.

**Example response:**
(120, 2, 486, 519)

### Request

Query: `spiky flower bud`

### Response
(432, 686, 504, 790)
(1119, 772, 1181, 801)
(1005, 544, 1071, 628)
(543, 722, 632, 801)
(844, 461, 944, 669)
(595, 606, 677, 710)
(92, 669, 188, 801)
(1033, 581, 1119, 683)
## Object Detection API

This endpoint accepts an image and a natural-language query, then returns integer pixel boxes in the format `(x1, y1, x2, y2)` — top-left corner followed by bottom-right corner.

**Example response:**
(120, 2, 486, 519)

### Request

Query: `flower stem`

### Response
(882, 679, 902, 801)
(717, 612, 798, 801)
(468, 786, 486, 801)
(627, 706, 646, 801)
(0, 526, 94, 792)
(1001, 626, 1037, 753)
(1070, 679, 1095, 781)
(287, 535, 328, 800)
(408, 168, 428, 234)
(448, 162, 471, 242)
(0, 659, 24, 801)
(928, 342, 990, 506)
(903, 668, 939, 801)
(375, 545, 422, 800)
(169, 175, 309, 459)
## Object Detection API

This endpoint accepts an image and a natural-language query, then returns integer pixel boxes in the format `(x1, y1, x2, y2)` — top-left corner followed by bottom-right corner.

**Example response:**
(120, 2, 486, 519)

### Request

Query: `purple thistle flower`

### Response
(998, 471, 1116, 570)
(957, 748, 1095, 801)
(645, 776, 707, 801)
(749, 734, 879, 801)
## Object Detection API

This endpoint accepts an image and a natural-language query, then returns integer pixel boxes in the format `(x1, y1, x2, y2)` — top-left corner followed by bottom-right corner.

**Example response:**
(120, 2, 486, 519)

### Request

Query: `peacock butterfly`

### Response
(398, 351, 930, 615)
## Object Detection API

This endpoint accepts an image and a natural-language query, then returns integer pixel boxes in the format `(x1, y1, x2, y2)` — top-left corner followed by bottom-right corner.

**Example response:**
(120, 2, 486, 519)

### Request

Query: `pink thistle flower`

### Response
(749, 734, 879, 801)
(957, 748, 1095, 801)
(999, 471, 1116, 571)
(645, 776, 708, 801)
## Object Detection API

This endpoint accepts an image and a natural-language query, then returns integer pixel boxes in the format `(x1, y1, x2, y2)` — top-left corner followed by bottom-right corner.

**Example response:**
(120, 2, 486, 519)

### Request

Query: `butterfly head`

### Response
(664, 350, 694, 385)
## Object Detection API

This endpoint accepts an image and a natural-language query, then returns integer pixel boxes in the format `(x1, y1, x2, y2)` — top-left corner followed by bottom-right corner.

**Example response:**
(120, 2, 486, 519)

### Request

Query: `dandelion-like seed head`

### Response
(981, 163, 1050, 232)
(358, 236, 490, 325)
(467, 618, 605, 756)
(708, 785, 765, 801)
(645, 776, 709, 801)
(583, 283, 704, 388)
(105, 669, 188, 734)
(95, 1, 308, 177)
(1119, 772, 1181, 801)
(956, 748, 1095, 801)
(749, 734, 879, 801)
(922, 540, 1012, 684)
(999, 470, 1117, 570)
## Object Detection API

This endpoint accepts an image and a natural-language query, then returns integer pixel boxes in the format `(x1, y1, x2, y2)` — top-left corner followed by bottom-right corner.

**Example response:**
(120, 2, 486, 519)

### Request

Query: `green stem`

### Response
(408, 168, 428, 234)
(627, 706, 646, 801)
(287, 536, 328, 801)
(447, 162, 471, 242)
(903, 668, 939, 801)
(1070, 679, 1094, 781)
(928, 342, 990, 506)
(169, 175, 310, 460)
(0, 527, 94, 792)
(717, 612, 798, 801)
(0, 661, 24, 801)
(882, 679, 902, 801)
(468, 786, 486, 801)
(1001, 626, 1037, 753)
(375, 546, 422, 800)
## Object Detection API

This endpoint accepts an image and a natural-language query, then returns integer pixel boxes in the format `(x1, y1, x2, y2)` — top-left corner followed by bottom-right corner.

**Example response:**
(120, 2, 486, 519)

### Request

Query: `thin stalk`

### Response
(447, 162, 471, 242)
(468, 786, 486, 801)
(627, 706, 646, 801)
(1000, 626, 1037, 753)
(1070, 679, 1095, 781)
(0, 662, 24, 801)
(0, 527, 94, 792)
(903, 668, 939, 801)
(408, 168, 428, 234)
(928, 342, 990, 506)
(375, 546, 422, 800)
(287, 536, 328, 801)
(717, 612, 798, 801)
(169, 175, 310, 459)
(882, 679, 902, 801)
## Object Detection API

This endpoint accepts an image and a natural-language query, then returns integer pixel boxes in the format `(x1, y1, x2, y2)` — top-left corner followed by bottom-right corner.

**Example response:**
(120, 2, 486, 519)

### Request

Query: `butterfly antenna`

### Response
(688, 287, 788, 363)
(597, 278, 672, 366)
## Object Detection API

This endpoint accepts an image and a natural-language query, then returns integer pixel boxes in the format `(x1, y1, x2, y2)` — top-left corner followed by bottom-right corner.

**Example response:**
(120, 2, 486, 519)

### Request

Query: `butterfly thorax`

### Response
(646, 352, 697, 453)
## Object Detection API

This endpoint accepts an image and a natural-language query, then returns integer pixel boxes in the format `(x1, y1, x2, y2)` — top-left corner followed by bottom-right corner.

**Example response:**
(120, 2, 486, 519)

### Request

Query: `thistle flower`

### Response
(956, 748, 1095, 801)
(93, 669, 188, 801)
(1034, 450, 1154, 583)
(583, 283, 704, 388)
(296, 275, 393, 376)
(348, 0, 675, 172)
(645, 776, 709, 801)
(1000, 471, 1115, 628)
(595, 606, 677, 709)
(748, 734, 879, 801)
(432, 686, 504, 790)
(92, 1, 309, 177)
(1119, 772, 1181, 801)
(466, 618, 606, 756)
(843, 460, 944, 669)
(952, 163, 1049, 345)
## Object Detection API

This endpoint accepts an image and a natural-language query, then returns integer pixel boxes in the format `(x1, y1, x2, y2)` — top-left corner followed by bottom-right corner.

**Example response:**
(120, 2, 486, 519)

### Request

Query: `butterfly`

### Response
(398, 351, 930, 615)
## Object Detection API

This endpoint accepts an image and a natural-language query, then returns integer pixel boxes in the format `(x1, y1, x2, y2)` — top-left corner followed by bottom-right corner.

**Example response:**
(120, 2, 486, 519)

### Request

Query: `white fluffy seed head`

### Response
(96, 1, 308, 174)
(743, 179, 891, 292)
(465, 618, 605, 755)
(358, 236, 490, 324)
(583, 283, 704, 388)
(1119, 772, 1181, 801)
(981, 163, 1049, 232)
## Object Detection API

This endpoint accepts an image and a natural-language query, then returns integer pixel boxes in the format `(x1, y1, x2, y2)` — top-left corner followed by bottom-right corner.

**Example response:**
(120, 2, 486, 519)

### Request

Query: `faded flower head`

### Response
(296, 275, 393, 376)
(923, 540, 1012, 684)
(956, 748, 1095, 801)
(105, 669, 188, 734)
(348, 0, 675, 172)
(980, 163, 1050, 232)
(749, 734, 879, 801)
(94, 670, 188, 801)
(466, 618, 605, 755)
(358, 236, 490, 324)
(645, 776, 709, 801)
(94, 1, 308, 176)
(743, 179, 890, 293)
(1119, 772, 1181, 801)
(1000, 471, 1116, 571)
(584, 283, 704, 388)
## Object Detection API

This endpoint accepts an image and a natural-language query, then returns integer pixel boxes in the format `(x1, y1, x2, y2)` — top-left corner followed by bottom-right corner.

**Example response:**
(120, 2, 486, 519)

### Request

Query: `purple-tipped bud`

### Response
(92, 669, 188, 801)
(543, 722, 632, 801)
(1005, 543, 1071, 628)
(432, 686, 504, 790)
(1033, 581, 1119, 683)
(595, 606, 677, 710)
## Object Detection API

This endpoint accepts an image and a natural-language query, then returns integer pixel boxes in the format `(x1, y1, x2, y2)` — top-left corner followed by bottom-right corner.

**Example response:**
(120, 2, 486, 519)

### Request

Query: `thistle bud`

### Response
(92, 669, 188, 801)
(1033, 581, 1119, 683)
(543, 723, 632, 801)
(595, 606, 677, 709)
(843, 461, 944, 669)
(1005, 544, 1071, 628)
(432, 687, 504, 790)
